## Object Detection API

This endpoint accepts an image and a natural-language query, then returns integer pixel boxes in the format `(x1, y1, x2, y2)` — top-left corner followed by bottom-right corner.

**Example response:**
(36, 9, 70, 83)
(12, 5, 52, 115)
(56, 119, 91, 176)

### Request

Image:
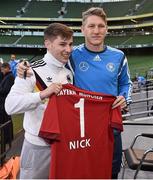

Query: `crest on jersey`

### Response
(93, 55, 101, 61)
(106, 63, 115, 72)
(79, 62, 89, 71)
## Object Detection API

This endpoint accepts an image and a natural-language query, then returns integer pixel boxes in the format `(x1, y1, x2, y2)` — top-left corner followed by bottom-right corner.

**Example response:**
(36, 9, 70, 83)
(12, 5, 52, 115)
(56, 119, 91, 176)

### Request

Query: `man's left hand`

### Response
(112, 95, 126, 109)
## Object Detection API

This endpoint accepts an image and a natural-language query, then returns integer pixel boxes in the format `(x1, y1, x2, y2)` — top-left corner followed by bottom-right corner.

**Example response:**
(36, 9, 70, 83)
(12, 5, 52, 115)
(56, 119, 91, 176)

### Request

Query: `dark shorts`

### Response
(112, 129, 122, 174)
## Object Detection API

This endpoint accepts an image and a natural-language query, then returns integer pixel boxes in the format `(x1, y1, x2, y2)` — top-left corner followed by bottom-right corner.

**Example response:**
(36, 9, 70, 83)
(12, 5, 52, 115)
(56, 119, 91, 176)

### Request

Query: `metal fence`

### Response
(123, 82, 153, 123)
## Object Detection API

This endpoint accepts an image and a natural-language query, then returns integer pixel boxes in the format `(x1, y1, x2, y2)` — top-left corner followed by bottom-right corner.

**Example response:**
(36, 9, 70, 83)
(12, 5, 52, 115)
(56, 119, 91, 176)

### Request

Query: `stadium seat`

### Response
(122, 133, 153, 179)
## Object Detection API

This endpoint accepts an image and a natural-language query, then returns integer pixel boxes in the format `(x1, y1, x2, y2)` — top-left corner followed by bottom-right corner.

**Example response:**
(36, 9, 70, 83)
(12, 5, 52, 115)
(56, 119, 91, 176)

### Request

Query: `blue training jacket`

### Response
(9, 60, 18, 77)
(69, 44, 132, 104)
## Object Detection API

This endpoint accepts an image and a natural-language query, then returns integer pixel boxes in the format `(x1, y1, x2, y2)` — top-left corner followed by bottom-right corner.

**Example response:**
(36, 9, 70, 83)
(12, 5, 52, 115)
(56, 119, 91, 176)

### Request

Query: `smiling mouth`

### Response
(63, 54, 70, 58)
(64, 53, 70, 56)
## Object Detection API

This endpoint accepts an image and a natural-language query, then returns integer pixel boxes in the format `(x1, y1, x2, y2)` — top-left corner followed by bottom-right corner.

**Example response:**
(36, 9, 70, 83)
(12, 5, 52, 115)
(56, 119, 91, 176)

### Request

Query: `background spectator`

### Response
(0, 63, 15, 146)
(9, 54, 19, 77)
(137, 75, 146, 89)
(0, 61, 3, 82)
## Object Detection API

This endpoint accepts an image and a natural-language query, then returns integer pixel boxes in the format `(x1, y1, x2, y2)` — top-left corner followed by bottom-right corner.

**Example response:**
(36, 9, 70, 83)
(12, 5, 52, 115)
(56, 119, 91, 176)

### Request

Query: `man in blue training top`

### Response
(137, 76, 146, 89)
(9, 54, 19, 77)
(68, 7, 132, 179)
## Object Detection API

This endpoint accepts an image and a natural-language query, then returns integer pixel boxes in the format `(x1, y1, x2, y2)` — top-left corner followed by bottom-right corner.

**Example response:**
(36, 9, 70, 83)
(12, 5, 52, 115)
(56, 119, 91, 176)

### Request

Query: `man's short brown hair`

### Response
(44, 23, 73, 41)
(82, 7, 107, 25)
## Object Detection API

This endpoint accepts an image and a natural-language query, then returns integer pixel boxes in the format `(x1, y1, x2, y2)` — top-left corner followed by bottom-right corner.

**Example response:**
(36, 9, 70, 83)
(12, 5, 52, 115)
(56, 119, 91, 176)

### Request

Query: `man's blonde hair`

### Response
(82, 7, 107, 25)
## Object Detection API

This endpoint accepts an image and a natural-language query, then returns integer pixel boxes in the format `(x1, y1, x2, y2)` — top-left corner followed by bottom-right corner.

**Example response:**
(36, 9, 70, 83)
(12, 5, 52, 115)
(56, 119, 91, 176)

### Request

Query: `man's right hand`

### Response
(40, 83, 62, 100)
(17, 61, 33, 78)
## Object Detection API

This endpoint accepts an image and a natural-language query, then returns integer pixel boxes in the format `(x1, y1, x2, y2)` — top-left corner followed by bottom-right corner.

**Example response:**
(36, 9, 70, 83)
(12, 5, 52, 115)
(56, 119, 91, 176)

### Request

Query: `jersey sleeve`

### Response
(118, 56, 133, 104)
(5, 74, 42, 115)
(111, 107, 123, 131)
(39, 95, 60, 143)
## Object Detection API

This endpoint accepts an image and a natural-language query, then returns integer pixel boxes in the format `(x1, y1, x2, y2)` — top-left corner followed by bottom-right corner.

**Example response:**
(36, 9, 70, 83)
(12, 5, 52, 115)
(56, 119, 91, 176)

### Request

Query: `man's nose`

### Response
(93, 26, 99, 33)
(65, 45, 72, 53)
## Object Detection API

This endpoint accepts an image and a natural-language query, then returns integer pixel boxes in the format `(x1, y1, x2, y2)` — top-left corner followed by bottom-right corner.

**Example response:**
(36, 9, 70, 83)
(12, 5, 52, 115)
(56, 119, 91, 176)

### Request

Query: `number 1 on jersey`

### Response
(74, 98, 85, 138)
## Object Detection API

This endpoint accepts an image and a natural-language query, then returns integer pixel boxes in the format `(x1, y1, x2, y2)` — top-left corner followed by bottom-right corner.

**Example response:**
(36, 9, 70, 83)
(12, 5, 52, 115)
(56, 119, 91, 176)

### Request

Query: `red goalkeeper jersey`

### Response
(39, 84, 123, 179)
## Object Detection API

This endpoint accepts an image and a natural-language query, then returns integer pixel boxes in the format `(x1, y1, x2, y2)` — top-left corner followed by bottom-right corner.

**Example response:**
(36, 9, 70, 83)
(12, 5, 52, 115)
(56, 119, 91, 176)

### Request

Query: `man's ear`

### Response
(44, 39, 50, 48)
(106, 25, 108, 34)
(81, 25, 85, 35)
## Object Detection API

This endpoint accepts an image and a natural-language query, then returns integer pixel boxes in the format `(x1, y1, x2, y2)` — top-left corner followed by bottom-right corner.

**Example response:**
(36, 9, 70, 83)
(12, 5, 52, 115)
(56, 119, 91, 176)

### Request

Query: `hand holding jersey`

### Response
(17, 62, 63, 99)
(40, 83, 62, 100)
(112, 96, 127, 109)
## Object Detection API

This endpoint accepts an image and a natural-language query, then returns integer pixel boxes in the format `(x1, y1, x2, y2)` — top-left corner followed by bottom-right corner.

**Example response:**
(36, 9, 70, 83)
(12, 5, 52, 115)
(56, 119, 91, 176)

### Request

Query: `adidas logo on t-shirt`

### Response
(93, 55, 101, 61)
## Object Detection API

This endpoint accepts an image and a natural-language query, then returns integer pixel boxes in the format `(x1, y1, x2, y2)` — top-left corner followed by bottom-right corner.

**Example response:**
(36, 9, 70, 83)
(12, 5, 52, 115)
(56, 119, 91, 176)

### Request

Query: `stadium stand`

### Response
(22, 0, 63, 18)
(0, 0, 151, 18)
(0, 0, 26, 17)
(98, 0, 139, 17)
(105, 34, 153, 46)
(64, 2, 101, 18)
(130, 0, 153, 15)
(0, 35, 21, 44)
(1, 33, 153, 48)
(3, 34, 152, 47)
(17, 35, 43, 45)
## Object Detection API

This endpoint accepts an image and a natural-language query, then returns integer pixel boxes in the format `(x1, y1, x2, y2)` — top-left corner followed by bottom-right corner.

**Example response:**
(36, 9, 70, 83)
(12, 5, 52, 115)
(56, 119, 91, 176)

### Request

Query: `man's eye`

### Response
(99, 25, 105, 28)
(60, 44, 65, 46)
(89, 25, 94, 28)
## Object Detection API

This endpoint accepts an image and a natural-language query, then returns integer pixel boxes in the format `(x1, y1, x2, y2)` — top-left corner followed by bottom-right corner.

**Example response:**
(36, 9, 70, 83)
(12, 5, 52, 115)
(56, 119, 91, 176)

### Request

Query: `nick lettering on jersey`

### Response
(69, 138, 91, 150)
